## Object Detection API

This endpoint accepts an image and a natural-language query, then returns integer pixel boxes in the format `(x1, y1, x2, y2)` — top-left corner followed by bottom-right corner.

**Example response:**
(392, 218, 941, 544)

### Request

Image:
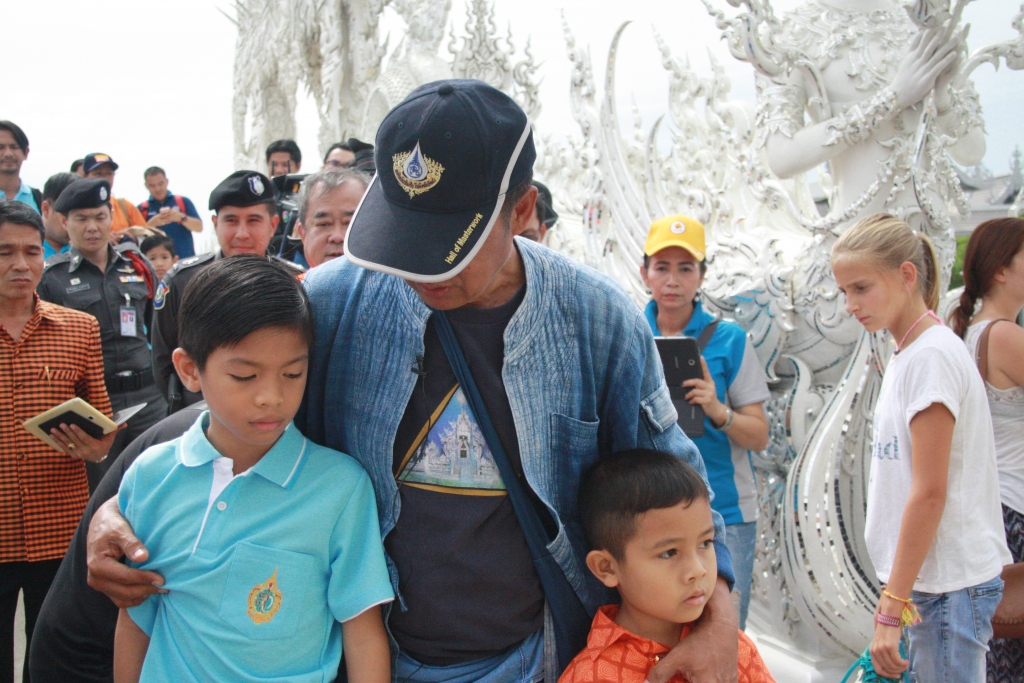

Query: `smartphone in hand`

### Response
(656, 337, 705, 438)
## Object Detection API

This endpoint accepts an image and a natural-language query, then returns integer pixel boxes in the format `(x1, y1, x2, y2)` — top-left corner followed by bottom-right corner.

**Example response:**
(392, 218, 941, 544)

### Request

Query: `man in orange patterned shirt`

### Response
(560, 450, 775, 683)
(0, 200, 119, 682)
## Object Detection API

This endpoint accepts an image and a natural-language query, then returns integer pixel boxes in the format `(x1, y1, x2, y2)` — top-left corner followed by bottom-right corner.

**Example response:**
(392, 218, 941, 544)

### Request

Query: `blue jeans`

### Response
(394, 629, 544, 683)
(724, 521, 756, 630)
(907, 576, 1004, 682)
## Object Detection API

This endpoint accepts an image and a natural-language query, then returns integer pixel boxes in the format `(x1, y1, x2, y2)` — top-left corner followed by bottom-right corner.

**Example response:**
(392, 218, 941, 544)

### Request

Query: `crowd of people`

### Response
(0, 76, 1022, 683)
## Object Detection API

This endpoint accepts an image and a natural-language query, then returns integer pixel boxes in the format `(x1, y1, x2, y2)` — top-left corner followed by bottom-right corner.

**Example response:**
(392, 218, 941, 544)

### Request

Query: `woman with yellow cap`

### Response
(641, 214, 771, 630)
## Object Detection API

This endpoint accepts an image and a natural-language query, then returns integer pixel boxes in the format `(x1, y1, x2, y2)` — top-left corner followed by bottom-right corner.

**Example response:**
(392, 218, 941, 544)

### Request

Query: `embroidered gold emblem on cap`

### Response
(247, 568, 283, 624)
(393, 142, 445, 198)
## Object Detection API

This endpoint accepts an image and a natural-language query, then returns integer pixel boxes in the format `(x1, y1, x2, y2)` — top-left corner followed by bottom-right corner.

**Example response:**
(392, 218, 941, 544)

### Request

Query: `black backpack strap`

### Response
(696, 318, 720, 352)
(433, 311, 591, 674)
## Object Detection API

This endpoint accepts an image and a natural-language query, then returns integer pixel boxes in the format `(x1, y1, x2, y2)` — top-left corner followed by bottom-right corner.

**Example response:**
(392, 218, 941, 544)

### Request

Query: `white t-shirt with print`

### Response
(865, 325, 1011, 594)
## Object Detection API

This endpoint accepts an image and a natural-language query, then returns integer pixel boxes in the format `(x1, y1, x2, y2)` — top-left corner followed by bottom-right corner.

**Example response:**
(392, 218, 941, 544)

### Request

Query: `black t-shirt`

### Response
(28, 404, 206, 683)
(386, 286, 545, 666)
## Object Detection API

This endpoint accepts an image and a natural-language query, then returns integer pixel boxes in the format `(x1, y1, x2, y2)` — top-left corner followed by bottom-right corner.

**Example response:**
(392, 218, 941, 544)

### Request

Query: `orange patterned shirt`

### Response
(559, 605, 775, 683)
(0, 297, 112, 563)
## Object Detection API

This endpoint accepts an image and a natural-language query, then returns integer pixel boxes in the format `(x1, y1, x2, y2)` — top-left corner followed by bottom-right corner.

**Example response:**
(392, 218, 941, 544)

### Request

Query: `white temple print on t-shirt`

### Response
(397, 386, 506, 495)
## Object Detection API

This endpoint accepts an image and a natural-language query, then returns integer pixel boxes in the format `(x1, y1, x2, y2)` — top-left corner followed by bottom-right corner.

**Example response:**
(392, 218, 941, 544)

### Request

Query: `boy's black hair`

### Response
(266, 139, 302, 164)
(178, 255, 313, 370)
(578, 449, 710, 560)
(140, 234, 176, 258)
(42, 173, 80, 204)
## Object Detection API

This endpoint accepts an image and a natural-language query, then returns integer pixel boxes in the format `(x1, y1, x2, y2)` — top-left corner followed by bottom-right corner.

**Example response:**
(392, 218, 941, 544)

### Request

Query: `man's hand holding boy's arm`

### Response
(647, 577, 739, 683)
(87, 497, 167, 608)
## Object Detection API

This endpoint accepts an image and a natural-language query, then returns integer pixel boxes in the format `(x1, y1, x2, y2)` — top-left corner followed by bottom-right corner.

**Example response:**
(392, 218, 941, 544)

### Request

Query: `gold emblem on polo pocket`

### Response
(393, 142, 445, 198)
(247, 568, 283, 624)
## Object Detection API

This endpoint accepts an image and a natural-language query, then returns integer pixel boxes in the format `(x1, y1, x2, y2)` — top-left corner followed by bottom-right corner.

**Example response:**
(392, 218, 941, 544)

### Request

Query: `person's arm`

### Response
(341, 606, 390, 683)
(113, 608, 149, 683)
(683, 357, 770, 452)
(181, 198, 203, 233)
(990, 320, 1024, 389)
(151, 279, 179, 398)
(870, 402, 954, 678)
(765, 29, 958, 179)
(87, 496, 166, 608)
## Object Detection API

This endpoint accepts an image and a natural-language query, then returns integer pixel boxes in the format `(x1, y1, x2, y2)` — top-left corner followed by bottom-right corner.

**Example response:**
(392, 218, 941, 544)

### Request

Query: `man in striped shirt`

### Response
(0, 200, 119, 683)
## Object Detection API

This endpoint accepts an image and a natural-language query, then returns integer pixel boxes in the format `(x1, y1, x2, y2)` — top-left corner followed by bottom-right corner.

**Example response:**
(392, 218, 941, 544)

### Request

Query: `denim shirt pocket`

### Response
(548, 413, 599, 596)
(218, 542, 317, 640)
(640, 383, 678, 434)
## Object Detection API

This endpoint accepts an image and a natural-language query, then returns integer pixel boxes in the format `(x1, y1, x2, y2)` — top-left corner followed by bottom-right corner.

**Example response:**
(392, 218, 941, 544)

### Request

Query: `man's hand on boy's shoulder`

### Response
(87, 497, 168, 609)
(646, 577, 739, 683)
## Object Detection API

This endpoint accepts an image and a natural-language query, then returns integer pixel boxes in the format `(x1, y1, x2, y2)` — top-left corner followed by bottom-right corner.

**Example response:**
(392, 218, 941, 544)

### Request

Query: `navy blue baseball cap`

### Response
(345, 79, 536, 282)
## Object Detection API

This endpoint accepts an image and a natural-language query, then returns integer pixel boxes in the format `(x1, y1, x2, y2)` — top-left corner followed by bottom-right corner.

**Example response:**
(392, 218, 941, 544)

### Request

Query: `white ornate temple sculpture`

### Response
(545, 0, 1024, 673)
(227, 0, 540, 171)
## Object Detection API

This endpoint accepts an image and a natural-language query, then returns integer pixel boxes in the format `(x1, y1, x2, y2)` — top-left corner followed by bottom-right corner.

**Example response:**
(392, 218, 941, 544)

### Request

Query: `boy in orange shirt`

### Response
(560, 450, 775, 683)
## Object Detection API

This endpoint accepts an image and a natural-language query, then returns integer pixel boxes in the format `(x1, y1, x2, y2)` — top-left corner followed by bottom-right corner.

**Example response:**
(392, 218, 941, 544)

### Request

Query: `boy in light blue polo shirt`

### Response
(113, 256, 393, 683)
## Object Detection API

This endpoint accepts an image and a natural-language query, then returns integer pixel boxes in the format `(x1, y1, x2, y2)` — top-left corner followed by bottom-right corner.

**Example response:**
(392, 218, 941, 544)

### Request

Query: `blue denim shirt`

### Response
(298, 238, 733, 660)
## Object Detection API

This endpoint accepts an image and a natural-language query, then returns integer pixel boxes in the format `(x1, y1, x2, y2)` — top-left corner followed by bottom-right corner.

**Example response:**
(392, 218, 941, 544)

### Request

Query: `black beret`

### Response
(53, 178, 112, 214)
(209, 170, 276, 211)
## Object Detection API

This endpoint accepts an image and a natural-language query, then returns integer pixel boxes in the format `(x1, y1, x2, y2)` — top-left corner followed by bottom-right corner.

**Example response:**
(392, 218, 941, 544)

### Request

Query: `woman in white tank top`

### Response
(950, 217, 1024, 683)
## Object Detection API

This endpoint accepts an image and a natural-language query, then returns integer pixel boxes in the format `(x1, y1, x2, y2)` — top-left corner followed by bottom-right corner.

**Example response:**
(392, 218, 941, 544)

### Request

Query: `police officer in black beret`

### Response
(151, 170, 304, 412)
(37, 178, 166, 490)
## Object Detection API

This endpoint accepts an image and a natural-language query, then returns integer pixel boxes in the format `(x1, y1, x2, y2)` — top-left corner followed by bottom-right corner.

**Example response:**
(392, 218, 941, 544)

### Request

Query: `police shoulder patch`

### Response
(154, 280, 169, 310)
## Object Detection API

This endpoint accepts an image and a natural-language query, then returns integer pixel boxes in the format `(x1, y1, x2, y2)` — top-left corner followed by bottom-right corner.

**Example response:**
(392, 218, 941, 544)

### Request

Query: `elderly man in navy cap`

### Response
(150, 170, 304, 411)
(86, 80, 739, 683)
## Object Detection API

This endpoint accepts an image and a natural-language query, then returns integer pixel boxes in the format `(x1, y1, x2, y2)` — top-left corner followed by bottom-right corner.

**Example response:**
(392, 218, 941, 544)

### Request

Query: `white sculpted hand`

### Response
(891, 28, 960, 111)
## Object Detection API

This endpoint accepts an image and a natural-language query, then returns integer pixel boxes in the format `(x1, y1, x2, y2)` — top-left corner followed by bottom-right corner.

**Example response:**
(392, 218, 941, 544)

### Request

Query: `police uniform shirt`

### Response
(38, 243, 157, 383)
(151, 252, 305, 402)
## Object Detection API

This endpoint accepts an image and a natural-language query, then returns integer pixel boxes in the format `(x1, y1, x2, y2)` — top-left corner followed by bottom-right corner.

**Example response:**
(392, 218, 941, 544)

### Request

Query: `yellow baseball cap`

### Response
(644, 215, 706, 261)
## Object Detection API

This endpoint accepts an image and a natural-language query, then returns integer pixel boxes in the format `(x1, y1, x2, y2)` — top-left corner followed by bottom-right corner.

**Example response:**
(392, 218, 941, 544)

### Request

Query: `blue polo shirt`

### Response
(120, 414, 393, 683)
(43, 242, 69, 260)
(645, 299, 770, 525)
(0, 180, 38, 212)
(138, 192, 199, 258)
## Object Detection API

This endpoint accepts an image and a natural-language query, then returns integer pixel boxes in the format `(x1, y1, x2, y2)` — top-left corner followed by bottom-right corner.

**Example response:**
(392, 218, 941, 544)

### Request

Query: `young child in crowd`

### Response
(561, 449, 774, 683)
(140, 234, 177, 281)
(831, 214, 1011, 681)
(112, 256, 393, 683)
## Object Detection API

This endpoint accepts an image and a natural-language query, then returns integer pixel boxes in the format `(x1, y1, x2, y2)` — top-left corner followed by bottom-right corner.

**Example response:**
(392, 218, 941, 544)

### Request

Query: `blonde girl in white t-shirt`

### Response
(831, 214, 1012, 681)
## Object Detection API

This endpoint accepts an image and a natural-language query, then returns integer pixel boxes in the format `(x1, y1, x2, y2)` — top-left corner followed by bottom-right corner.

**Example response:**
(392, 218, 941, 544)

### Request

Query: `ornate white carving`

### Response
(229, 0, 541, 173)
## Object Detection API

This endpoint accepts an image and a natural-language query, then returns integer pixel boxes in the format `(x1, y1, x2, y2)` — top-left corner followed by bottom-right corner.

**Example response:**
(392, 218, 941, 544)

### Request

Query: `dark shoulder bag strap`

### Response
(977, 319, 1010, 383)
(696, 318, 720, 352)
(433, 311, 590, 674)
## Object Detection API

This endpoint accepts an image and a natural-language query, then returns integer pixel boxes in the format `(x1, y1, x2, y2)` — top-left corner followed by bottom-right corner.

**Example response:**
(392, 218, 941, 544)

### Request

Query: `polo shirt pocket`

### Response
(218, 542, 316, 640)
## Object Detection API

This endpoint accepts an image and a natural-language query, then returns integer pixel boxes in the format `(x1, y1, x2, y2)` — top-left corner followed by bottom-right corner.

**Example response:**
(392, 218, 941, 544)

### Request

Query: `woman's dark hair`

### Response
(42, 173, 80, 204)
(0, 199, 45, 241)
(642, 253, 707, 275)
(949, 218, 1024, 338)
(178, 255, 313, 370)
(578, 449, 709, 560)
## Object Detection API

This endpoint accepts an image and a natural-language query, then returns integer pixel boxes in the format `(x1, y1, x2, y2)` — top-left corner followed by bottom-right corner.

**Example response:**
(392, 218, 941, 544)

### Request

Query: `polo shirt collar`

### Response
(178, 412, 309, 489)
(147, 192, 175, 205)
(34, 295, 66, 325)
(644, 298, 714, 337)
(583, 605, 692, 662)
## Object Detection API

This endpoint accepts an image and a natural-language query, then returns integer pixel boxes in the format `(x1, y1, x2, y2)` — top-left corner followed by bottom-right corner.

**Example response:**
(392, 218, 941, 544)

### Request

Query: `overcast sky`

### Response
(6, 0, 1024, 244)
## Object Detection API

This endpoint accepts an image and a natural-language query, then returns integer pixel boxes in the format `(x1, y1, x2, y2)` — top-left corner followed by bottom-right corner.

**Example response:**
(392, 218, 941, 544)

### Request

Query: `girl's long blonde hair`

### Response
(830, 213, 941, 312)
